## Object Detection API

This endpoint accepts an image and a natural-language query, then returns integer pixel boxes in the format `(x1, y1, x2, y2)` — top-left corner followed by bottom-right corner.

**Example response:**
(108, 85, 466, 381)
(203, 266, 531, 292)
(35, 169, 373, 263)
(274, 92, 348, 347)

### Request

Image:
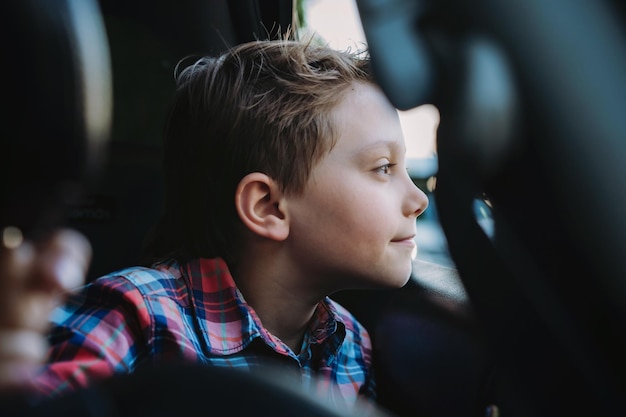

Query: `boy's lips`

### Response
(391, 235, 416, 245)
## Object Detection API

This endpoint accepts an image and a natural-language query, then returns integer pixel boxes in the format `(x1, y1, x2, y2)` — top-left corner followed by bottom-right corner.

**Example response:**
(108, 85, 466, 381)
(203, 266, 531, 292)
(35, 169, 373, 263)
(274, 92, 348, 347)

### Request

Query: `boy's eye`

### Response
(376, 163, 396, 175)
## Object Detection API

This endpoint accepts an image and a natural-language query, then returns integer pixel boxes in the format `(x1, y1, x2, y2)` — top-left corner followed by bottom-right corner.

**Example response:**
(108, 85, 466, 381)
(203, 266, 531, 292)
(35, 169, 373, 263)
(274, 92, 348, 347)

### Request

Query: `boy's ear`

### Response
(235, 172, 289, 241)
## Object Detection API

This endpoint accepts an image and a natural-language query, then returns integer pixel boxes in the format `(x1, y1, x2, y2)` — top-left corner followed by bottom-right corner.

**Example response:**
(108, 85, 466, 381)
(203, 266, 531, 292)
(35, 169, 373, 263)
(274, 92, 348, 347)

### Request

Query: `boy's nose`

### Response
(403, 176, 429, 218)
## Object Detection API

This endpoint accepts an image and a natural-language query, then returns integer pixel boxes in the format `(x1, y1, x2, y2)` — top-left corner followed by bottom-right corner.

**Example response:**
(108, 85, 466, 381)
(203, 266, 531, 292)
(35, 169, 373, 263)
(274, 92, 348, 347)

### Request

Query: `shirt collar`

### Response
(176, 257, 345, 357)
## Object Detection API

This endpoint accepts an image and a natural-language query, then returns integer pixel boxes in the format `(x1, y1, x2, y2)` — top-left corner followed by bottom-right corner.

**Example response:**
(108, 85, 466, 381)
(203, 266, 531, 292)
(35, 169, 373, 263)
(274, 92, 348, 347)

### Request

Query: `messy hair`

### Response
(143, 39, 373, 264)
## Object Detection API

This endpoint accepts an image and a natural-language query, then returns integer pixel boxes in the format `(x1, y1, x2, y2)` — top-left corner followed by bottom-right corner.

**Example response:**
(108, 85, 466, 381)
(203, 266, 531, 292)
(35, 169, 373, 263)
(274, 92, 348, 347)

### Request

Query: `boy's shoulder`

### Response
(79, 261, 189, 304)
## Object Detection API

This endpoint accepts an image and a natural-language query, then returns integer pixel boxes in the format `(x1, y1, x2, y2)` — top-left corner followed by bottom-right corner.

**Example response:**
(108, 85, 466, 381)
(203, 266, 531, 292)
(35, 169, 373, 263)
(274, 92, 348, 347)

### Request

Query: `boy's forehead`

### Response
(320, 82, 406, 159)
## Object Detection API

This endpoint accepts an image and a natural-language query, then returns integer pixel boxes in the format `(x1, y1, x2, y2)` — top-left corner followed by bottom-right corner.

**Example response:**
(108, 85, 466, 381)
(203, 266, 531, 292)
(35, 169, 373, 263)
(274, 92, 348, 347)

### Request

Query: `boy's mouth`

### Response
(391, 235, 416, 245)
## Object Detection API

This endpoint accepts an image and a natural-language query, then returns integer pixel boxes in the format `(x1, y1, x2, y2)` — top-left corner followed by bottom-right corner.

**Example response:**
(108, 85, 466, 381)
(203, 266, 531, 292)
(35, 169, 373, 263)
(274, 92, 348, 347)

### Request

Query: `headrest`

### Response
(0, 0, 112, 239)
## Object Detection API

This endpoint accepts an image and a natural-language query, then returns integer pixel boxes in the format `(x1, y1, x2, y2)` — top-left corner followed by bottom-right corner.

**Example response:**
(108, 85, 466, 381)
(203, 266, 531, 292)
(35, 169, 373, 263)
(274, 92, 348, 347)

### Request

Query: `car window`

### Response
(300, 0, 494, 271)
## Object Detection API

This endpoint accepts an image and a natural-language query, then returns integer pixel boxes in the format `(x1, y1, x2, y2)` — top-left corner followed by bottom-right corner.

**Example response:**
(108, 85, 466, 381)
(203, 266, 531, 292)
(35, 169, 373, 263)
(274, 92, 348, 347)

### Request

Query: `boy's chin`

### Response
(327, 263, 414, 291)
(386, 272, 413, 289)
(356, 270, 413, 290)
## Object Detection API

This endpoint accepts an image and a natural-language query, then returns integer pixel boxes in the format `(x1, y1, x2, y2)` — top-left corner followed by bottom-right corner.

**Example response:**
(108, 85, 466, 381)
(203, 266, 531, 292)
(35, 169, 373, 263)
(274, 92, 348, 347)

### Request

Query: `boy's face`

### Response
(285, 82, 429, 291)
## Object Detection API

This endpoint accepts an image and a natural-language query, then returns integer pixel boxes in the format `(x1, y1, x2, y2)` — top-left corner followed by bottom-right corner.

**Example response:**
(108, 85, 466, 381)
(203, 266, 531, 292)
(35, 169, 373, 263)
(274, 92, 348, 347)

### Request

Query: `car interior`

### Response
(355, 1, 626, 416)
(2, 1, 626, 417)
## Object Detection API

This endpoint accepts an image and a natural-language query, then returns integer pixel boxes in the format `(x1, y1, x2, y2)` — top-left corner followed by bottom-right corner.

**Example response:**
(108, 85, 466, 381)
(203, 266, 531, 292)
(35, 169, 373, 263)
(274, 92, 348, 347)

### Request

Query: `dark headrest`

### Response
(0, 0, 112, 239)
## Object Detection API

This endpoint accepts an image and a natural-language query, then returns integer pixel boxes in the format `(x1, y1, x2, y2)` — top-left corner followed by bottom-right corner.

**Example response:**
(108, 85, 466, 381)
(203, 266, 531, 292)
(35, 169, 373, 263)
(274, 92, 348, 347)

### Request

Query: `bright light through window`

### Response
(301, 0, 439, 160)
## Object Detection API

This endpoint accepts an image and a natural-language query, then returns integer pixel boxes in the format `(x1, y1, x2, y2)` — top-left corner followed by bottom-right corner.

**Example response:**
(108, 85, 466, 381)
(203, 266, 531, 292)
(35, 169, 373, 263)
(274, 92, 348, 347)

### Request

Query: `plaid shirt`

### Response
(34, 257, 375, 407)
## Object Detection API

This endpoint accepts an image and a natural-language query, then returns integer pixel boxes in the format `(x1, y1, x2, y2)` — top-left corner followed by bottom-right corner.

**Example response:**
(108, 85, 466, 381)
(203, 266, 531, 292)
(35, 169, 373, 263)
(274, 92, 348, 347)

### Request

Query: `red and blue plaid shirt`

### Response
(34, 257, 375, 407)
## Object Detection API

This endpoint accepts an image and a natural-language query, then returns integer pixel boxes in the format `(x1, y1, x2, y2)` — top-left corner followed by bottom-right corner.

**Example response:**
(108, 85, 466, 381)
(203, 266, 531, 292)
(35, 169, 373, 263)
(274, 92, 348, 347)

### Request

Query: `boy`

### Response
(30, 39, 429, 406)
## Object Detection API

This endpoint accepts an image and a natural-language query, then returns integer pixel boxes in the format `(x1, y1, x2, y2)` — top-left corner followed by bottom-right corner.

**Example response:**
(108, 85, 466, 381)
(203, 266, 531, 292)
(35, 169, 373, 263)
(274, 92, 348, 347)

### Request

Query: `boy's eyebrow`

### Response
(355, 139, 406, 154)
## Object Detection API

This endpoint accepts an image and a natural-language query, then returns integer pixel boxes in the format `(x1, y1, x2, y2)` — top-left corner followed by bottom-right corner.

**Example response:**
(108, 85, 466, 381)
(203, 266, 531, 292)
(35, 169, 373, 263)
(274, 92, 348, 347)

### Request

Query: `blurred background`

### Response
(300, 0, 494, 271)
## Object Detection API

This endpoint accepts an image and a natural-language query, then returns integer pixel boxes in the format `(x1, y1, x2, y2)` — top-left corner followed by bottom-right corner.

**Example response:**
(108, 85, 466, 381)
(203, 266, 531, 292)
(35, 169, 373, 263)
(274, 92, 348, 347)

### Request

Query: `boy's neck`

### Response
(229, 251, 325, 354)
